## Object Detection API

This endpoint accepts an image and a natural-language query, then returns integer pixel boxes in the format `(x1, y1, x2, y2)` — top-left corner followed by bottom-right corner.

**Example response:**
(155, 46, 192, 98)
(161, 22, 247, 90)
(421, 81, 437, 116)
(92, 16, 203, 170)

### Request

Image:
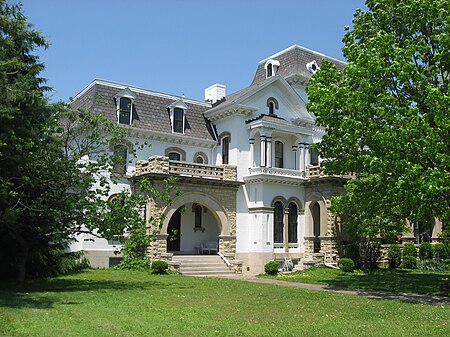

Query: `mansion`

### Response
(70, 45, 443, 273)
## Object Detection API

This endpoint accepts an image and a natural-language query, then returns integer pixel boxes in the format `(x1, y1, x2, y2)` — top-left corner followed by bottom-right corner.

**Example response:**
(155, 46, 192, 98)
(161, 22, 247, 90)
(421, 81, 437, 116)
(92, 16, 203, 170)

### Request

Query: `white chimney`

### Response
(204, 83, 226, 103)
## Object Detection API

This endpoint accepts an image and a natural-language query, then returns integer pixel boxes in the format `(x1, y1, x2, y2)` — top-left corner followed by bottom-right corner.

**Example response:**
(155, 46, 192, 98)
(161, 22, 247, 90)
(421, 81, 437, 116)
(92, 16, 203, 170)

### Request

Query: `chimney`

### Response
(204, 83, 226, 103)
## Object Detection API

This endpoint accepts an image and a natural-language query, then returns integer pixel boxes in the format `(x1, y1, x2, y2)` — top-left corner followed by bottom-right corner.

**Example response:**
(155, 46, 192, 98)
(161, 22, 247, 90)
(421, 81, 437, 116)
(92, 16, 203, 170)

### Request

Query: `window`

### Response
(268, 101, 275, 114)
(221, 136, 229, 164)
(312, 203, 321, 253)
(168, 152, 181, 161)
(194, 151, 207, 164)
(173, 107, 184, 133)
(306, 60, 320, 74)
(266, 97, 279, 115)
(118, 97, 132, 125)
(114, 88, 136, 125)
(168, 99, 188, 134)
(113, 144, 127, 174)
(265, 59, 280, 78)
(194, 204, 202, 228)
(288, 203, 298, 243)
(310, 148, 319, 166)
(274, 202, 284, 244)
(196, 156, 204, 164)
(275, 141, 283, 168)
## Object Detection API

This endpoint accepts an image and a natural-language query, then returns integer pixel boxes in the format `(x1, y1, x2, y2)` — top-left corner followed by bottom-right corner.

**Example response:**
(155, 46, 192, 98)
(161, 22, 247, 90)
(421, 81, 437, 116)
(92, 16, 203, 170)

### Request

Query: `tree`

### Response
(306, 0, 450, 243)
(0, 2, 172, 283)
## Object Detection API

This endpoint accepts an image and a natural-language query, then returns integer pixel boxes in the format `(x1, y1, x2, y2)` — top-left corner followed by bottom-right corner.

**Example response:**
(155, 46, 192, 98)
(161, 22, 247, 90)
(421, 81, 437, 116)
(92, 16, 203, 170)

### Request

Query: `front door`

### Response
(167, 209, 181, 251)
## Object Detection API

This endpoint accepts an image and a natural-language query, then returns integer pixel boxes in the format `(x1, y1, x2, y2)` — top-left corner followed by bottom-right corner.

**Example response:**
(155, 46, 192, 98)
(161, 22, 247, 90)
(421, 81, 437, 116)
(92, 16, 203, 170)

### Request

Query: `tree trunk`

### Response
(16, 235, 29, 287)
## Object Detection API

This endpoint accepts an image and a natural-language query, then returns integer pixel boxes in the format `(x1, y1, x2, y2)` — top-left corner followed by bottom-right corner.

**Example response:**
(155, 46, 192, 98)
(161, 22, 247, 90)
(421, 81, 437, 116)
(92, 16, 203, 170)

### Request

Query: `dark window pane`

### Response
(311, 148, 319, 166)
(196, 156, 204, 164)
(274, 201, 284, 243)
(169, 152, 181, 161)
(173, 108, 184, 133)
(269, 101, 274, 114)
(194, 205, 202, 228)
(222, 137, 229, 164)
(267, 63, 273, 77)
(119, 97, 132, 125)
(288, 203, 298, 243)
(275, 141, 283, 168)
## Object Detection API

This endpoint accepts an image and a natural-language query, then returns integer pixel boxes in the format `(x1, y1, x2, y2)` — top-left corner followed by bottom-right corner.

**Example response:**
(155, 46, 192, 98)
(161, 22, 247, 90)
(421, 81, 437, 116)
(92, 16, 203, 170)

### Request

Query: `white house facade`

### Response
(70, 45, 443, 273)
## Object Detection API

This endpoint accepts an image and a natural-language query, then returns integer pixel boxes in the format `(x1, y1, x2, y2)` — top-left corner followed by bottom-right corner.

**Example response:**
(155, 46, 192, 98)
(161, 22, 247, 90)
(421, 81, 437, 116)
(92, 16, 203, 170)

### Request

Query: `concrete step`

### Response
(175, 254, 235, 276)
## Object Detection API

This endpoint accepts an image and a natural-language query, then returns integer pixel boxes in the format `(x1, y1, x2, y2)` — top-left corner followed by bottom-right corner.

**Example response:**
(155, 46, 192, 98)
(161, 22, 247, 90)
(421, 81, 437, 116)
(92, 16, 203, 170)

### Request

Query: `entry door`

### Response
(167, 209, 181, 251)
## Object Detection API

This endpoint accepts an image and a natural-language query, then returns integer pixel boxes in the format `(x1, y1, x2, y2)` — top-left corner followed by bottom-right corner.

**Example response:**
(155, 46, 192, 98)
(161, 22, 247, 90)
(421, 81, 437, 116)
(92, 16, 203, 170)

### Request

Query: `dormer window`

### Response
(114, 88, 136, 125)
(264, 59, 280, 78)
(306, 60, 320, 74)
(168, 99, 188, 134)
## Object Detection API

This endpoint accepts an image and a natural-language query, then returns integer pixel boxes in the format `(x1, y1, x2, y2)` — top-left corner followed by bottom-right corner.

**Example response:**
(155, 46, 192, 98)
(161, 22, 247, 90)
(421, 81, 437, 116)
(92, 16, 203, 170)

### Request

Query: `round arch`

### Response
(160, 192, 230, 236)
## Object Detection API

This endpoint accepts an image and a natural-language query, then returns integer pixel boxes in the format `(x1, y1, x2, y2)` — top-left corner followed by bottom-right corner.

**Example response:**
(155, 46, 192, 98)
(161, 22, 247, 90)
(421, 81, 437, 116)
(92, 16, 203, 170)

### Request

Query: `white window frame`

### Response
(168, 99, 188, 134)
(114, 87, 136, 125)
(264, 59, 280, 78)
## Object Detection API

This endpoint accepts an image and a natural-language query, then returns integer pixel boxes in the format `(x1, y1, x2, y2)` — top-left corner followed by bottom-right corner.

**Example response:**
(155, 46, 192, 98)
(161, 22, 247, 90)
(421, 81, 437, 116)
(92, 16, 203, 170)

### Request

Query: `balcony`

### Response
(135, 156, 237, 181)
(246, 165, 353, 182)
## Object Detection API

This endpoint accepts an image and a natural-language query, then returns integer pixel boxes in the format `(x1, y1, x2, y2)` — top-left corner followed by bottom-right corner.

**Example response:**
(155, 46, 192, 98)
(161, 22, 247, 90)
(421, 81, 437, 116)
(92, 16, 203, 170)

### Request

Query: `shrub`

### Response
(402, 242, 417, 258)
(264, 261, 280, 275)
(402, 255, 417, 269)
(418, 242, 433, 260)
(116, 257, 151, 271)
(359, 240, 381, 270)
(433, 243, 450, 260)
(151, 260, 169, 275)
(419, 259, 448, 272)
(338, 258, 355, 272)
(388, 243, 402, 268)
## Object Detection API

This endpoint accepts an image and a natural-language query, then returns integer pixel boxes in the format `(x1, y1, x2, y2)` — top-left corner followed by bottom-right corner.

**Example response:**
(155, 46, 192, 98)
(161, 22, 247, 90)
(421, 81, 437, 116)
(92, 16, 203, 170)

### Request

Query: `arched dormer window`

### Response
(264, 59, 280, 78)
(114, 88, 137, 125)
(168, 99, 188, 134)
(266, 97, 279, 115)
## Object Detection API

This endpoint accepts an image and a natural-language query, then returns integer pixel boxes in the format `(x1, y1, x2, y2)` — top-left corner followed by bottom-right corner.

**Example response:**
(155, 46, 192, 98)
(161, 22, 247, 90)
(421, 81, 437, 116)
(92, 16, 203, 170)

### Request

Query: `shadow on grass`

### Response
(0, 270, 193, 309)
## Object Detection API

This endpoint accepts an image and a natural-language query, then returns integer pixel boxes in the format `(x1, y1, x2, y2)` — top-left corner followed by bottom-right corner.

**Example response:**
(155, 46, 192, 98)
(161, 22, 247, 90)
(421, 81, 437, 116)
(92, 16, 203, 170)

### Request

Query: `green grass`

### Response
(264, 267, 450, 296)
(0, 269, 449, 337)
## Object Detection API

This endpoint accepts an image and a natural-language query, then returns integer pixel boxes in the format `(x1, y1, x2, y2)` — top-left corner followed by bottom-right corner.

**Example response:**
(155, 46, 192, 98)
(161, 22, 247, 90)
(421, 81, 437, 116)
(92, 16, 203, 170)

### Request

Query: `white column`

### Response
(249, 138, 255, 168)
(299, 143, 305, 172)
(266, 137, 272, 168)
(260, 135, 266, 167)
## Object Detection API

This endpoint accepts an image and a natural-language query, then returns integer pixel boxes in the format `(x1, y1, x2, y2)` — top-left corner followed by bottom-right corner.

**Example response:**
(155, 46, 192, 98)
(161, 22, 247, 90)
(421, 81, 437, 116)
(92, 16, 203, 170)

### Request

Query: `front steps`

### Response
(176, 255, 234, 276)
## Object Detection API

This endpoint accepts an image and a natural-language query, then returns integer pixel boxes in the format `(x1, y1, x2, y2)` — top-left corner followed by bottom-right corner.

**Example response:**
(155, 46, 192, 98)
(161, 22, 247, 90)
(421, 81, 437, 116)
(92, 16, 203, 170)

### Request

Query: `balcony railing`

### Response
(247, 165, 354, 180)
(135, 156, 237, 181)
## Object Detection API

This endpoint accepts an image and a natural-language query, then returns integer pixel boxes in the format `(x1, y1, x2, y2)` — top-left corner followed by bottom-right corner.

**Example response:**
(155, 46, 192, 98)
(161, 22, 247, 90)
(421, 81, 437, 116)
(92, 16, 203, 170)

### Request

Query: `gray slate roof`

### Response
(71, 81, 216, 142)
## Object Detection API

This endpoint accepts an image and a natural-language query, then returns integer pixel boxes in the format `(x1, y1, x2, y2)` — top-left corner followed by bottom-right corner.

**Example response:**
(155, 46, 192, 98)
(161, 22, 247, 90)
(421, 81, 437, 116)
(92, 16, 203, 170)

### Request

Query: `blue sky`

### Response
(21, 0, 366, 103)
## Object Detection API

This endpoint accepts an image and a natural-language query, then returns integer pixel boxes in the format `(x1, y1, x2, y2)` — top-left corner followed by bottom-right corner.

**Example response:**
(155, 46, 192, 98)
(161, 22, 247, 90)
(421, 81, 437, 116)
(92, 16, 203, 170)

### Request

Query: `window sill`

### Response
(194, 227, 205, 232)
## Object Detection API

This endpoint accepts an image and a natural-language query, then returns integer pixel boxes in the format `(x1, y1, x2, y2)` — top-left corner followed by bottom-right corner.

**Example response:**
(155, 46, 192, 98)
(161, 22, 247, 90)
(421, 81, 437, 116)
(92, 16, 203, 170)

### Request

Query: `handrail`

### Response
(217, 252, 231, 267)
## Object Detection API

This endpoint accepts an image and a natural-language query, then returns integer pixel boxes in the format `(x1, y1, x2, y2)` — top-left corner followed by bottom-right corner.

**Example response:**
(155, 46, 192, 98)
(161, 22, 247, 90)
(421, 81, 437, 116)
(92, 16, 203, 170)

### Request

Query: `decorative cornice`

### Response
(205, 103, 258, 122)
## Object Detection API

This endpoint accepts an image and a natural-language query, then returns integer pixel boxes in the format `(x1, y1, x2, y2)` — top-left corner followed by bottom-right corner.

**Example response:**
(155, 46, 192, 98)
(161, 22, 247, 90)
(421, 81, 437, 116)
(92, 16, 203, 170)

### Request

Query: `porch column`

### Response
(260, 135, 266, 167)
(249, 138, 255, 168)
(266, 136, 272, 168)
(299, 143, 305, 172)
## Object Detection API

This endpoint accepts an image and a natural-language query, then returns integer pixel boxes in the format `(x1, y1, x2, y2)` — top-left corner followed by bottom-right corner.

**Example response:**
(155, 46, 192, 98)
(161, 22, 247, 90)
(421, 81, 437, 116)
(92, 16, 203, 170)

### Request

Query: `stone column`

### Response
(266, 136, 272, 168)
(249, 138, 255, 168)
(260, 135, 266, 167)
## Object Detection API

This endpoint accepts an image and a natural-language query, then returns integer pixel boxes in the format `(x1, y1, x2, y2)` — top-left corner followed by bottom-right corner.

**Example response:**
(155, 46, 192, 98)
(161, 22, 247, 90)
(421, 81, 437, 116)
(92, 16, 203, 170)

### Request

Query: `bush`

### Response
(359, 240, 381, 270)
(402, 242, 417, 258)
(402, 255, 417, 269)
(264, 261, 280, 275)
(116, 257, 151, 271)
(418, 242, 433, 260)
(338, 258, 355, 272)
(433, 243, 450, 260)
(151, 260, 169, 275)
(419, 259, 448, 272)
(388, 243, 402, 268)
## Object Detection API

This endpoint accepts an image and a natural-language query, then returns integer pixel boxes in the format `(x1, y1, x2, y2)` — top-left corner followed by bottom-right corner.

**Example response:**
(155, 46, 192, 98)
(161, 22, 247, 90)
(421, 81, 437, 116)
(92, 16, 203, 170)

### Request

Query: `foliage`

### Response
(358, 240, 381, 270)
(150, 260, 169, 275)
(419, 259, 448, 272)
(116, 257, 151, 272)
(338, 258, 355, 272)
(402, 256, 417, 269)
(418, 242, 434, 260)
(0, 2, 175, 283)
(264, 261, 280, 275)
(402, 243, 418, 258)
(388, 243, 402, 269)
(434, 243, 450, 260)
(307, 0, 450, 248)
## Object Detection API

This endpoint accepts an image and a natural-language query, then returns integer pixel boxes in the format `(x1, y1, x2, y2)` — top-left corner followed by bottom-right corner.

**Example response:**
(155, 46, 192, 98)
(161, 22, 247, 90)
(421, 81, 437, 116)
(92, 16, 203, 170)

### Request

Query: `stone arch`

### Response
(287, 197, 304, 212)
(304, 192, 328, 237)
(160, 192, 230, 236)
(271, 196, 288, 207)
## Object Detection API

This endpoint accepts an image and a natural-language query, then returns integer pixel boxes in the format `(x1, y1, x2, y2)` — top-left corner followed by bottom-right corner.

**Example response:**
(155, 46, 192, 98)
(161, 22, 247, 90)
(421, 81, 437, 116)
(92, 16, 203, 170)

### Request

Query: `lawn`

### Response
(0, 270, 449, 337)
(264, 267, 450, 297)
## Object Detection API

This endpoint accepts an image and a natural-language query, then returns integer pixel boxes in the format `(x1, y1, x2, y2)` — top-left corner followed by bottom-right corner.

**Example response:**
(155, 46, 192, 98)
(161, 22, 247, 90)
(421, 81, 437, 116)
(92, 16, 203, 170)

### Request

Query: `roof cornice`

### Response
(258, 44, 346, 65)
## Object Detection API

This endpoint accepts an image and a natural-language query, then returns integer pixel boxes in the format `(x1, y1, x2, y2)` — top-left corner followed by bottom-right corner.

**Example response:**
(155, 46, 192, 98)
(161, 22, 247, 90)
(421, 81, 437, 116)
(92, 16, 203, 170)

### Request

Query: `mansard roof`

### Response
(71, 80, 216, 142)
(251, 45, 345, 86)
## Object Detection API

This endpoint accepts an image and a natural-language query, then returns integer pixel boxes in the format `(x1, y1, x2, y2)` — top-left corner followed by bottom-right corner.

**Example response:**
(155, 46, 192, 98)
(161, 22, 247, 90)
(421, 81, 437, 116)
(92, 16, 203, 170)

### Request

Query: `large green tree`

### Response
(306, 0, 449, 241)
(0, 1, 170, 284)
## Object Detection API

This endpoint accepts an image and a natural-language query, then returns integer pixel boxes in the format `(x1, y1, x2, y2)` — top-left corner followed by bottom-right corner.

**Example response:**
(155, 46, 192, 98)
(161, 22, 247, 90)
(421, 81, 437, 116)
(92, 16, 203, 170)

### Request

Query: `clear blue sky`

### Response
(21, 0, 367, 103)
